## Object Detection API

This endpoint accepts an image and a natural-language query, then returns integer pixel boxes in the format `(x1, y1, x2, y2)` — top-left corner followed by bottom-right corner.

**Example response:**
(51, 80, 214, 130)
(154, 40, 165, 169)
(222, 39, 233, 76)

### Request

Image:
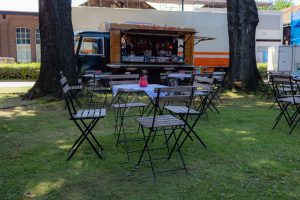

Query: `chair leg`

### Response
(68, 133, 84, 154)
(67, 132, 86, 161)
(162, 127, 171, 155)
(171, 126, 188, 174)
(272, 103, 291, 130)
(288, 113, 300, 135)
(68, 118, 103, 161)
(80, 119, 104, 150)
(115, 114, 123, 147)
(180, 127, 207, 149)
(83, 133, 103, 159)
(167, 127, 185, 160)
(176, 114, 207, 149)
(136, 126, 156, 179)
(120, 115, 130, 162)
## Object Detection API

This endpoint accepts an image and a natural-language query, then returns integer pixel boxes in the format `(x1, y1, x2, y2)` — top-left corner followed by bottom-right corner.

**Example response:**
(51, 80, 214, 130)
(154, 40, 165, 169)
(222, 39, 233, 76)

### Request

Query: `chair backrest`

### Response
(271, 74, 290, 85)
(151, 86, 196, 127)
(180, 70, 193, 74)
(194, 76, 214, 91)
(108, 74, 139, 80)
(109, 80, 139, 86)
(160, 72, 171, 82)
(62, 84, 77, 117)
(108, 74, 140, 87)
(60, 76, 82, 107)
(60, 76, 67, 87)
(160, 72, 171, 76)
(193, 76, 214, 113)
(212, 71, 226, 82)
(60, 71, 64, 79)
(277, 71, 291, 75)
(153, 86, 195, 103)
(85, 70, 97, 74)
(270, 74, 293, 101)
(194, 76, 214, 83)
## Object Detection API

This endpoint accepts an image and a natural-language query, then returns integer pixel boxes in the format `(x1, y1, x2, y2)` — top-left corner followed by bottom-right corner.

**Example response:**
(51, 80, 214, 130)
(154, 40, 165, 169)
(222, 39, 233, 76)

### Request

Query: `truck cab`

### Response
(74, 31, 110, 75)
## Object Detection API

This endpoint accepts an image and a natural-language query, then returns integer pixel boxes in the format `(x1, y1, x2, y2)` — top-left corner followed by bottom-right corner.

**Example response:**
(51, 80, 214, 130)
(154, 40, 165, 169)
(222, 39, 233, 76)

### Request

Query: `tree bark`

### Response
(24, 0, 77, 99)
(226, 0, 260, 92)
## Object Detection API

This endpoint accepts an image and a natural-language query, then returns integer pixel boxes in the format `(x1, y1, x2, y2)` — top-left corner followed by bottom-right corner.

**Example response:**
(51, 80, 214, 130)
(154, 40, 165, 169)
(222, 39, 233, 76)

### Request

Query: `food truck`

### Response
(75, 23, 196, 81)
(72, 7, 283, 73)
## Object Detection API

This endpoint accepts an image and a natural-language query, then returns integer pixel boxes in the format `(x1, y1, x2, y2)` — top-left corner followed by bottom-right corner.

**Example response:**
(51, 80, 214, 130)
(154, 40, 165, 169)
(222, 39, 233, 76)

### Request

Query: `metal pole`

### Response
(182, 0, 184, 11)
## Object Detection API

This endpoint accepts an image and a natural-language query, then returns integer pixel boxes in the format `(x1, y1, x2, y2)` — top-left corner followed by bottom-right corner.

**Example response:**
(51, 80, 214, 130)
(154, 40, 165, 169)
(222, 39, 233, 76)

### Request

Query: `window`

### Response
(79, 37, 104, 56)
(35, 28, 40, 44)
(74, 36, 80, 53)
(16, 28, 31, 62)
(16, 28, 30, 44)
(35, 28, 41, 62)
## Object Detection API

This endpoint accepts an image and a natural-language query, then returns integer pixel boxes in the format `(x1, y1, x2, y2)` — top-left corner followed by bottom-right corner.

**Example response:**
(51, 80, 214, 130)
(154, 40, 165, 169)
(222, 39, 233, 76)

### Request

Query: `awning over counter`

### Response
(107, 63, 194, 69)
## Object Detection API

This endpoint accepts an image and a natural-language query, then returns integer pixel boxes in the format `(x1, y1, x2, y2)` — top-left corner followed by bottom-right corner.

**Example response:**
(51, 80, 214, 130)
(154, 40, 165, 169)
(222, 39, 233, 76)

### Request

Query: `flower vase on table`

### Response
(139, 76, 148, 87)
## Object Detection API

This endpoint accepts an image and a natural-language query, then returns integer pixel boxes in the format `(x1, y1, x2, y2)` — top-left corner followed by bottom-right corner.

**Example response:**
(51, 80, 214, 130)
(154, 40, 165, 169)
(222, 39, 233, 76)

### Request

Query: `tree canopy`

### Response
(259, 0, 294, 10)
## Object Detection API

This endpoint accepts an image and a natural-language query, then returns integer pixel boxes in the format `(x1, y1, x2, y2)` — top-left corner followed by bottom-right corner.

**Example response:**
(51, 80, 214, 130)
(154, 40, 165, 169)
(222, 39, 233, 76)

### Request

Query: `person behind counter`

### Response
(121, 36, 134, 55)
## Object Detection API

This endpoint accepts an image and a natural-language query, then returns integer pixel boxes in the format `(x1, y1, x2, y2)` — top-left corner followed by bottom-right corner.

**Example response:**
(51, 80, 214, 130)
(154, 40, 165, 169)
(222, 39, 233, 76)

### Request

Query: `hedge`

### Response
(0, 62, 268, 80)
(257, 63, 267, 72)
(0, 63, 40, 79)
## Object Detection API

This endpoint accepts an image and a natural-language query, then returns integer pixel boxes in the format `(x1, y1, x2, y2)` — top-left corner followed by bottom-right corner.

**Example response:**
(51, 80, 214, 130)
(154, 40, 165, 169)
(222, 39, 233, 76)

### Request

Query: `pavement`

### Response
(0, 81, 35, 87)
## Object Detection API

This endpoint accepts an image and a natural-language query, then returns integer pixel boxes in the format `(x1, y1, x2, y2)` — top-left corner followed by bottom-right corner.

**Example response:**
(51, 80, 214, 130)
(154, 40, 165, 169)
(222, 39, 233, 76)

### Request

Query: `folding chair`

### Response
(111, 87, 148, 161)
(135, 86, 195, 179)
(270, 74, 300, 132)
(212, 71, 226, 103)
(164, 84, 211, 159)
(62, 84, 106, 160)
(260, 71, 274, 101)
(193, 76, 216, 115)
(109, 75, 148, 161)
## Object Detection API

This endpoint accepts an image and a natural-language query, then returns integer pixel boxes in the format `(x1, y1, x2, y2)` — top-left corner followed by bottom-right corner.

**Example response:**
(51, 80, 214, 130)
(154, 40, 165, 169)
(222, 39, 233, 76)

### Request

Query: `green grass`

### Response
(0, 88, 299, 199)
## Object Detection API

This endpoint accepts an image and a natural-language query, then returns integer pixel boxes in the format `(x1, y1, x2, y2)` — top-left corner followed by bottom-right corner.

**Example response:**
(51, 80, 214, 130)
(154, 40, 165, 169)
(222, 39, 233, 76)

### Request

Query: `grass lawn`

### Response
(0, 87, 299, 199)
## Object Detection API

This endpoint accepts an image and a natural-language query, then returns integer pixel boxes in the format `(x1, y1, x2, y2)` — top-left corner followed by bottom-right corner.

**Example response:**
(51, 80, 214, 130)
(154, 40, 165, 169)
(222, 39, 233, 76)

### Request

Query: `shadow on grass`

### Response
(0, 91, 300, 199)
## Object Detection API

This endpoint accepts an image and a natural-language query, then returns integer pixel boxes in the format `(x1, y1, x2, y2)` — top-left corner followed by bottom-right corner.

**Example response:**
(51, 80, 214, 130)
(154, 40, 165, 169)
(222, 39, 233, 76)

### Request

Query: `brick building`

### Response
(0, 11, 40, 63)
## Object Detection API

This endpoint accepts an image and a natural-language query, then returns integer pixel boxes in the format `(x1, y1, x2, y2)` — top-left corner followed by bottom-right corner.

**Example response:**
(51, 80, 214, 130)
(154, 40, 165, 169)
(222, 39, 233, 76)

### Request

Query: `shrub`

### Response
(0, 63, 40, 79)
(257, 63, 268, 79)
(257, 63, 267, 72)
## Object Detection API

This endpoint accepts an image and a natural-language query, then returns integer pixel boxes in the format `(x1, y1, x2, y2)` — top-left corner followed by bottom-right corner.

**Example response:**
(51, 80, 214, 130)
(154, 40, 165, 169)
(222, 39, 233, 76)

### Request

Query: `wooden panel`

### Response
(184, 34, 194, 65)
(110, 30, 121, 64)
(109, 23, 196, 33)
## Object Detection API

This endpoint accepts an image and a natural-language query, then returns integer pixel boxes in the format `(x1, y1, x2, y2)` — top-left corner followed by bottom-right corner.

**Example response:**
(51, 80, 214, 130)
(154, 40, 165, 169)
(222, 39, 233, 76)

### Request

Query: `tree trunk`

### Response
(226, 0, 260, 92)
(24, 0, 77, 99)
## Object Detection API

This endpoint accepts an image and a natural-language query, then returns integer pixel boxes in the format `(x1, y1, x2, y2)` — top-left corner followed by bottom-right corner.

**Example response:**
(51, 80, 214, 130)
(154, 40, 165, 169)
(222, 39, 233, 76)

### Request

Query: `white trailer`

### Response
(72, 7, 283, 71)
(276, 45, 300, 74)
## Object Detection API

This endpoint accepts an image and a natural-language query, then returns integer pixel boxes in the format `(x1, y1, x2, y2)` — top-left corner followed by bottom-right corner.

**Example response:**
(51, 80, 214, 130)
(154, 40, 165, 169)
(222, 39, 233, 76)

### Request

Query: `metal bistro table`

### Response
(112, 84, 168, 116)
(111, 84, 168, 161)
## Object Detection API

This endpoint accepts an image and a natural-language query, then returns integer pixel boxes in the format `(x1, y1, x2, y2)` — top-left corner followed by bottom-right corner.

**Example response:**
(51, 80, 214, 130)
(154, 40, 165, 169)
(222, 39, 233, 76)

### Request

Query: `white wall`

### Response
(72, 7, 283, 62)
